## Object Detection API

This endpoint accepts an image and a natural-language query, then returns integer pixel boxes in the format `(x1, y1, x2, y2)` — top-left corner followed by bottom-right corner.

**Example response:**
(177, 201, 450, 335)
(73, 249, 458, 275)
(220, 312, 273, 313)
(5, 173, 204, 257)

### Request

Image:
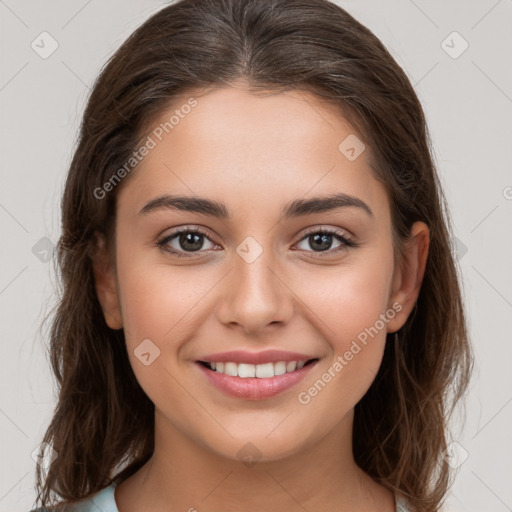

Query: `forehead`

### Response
(117, 84, 390, 222)
(149, 84, 359, 161)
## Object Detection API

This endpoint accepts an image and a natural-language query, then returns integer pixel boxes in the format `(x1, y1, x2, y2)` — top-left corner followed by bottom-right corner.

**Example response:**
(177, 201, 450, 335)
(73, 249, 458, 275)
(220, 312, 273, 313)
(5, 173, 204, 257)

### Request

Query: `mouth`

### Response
(195, 357, 320, 400)
(197, 358, 319, 378)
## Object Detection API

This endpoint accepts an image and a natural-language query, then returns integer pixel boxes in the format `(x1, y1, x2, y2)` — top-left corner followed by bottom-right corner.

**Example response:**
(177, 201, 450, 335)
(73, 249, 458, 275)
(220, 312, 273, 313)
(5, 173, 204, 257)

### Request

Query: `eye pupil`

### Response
(310, 233, 332, 252)
(180, 232, 203, 252)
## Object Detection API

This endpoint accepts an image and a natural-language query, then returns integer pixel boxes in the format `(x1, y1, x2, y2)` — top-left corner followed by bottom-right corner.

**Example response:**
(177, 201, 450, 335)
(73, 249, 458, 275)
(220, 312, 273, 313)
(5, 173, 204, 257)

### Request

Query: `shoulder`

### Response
(28, 484, 119, 512)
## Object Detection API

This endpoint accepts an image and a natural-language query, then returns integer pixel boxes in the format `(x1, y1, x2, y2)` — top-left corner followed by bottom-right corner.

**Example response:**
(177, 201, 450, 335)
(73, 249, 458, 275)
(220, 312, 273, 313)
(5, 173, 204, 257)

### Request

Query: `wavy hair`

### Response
(34, 1, 473, 510)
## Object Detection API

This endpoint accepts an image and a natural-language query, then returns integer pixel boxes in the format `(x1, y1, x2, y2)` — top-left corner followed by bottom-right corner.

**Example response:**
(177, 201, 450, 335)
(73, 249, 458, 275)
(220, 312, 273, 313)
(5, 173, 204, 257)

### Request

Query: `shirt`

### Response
(31, 482, 411, 511)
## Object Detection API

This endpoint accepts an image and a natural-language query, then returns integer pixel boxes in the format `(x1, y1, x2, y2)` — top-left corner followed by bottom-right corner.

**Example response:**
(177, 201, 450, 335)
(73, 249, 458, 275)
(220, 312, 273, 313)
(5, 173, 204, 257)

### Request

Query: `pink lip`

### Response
(197, 349, 316, 365)
(196, 359, 318, 400)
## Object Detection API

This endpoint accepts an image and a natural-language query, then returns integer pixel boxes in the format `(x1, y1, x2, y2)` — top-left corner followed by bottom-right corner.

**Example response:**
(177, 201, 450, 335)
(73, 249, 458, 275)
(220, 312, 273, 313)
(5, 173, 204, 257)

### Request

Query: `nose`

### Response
(215, 244, 294, 335)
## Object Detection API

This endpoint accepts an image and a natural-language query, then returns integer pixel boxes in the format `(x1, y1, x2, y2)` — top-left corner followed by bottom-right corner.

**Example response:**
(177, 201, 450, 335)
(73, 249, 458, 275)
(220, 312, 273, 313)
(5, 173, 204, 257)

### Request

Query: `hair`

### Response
(33, 0, 473, 511)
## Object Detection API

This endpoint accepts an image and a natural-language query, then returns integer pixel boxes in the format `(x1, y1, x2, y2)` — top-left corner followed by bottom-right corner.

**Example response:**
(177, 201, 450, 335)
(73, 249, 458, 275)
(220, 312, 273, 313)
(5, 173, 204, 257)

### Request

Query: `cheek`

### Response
(117, 269, 170, 342)
(293, 246, 395, 408)
(114, 256, 204, 408)
(299, 247, 395, 345)
(114, 247, 221, 387)
(114, 233, 209, 339)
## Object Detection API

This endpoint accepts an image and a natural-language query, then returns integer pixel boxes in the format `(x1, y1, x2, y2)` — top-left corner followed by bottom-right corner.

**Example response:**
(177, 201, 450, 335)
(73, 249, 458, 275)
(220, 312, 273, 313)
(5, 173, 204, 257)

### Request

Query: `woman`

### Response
(31, 0, 473, 511)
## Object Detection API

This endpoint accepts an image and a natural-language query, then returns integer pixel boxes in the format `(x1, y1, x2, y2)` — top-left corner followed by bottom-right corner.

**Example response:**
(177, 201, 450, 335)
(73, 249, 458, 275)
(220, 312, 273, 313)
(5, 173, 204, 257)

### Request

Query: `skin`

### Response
(93, 81, 429, 512)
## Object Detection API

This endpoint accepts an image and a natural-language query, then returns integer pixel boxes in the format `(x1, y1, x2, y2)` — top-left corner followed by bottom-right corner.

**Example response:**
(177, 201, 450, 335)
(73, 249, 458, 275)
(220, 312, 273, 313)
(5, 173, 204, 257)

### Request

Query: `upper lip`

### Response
(197, 350, 318, 365)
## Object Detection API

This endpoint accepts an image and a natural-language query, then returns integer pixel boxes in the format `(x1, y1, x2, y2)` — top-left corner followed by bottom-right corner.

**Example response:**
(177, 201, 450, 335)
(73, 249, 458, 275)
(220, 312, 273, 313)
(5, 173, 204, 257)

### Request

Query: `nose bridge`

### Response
(216, 234, 293, 332)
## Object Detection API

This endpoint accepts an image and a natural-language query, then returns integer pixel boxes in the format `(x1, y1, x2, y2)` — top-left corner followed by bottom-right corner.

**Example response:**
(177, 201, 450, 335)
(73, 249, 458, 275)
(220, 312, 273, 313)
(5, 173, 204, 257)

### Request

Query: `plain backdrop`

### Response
(1, 1, 511, 511)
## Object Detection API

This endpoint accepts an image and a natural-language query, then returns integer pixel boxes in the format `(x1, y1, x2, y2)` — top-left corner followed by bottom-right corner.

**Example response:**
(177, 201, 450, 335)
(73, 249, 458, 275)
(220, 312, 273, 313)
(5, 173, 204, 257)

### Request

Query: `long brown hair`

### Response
(33, 1, 473, 510)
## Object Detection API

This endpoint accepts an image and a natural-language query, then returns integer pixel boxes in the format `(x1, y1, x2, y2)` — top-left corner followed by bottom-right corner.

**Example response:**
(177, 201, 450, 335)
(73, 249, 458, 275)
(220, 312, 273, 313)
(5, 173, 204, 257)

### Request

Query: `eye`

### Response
(156, 226, 358, 259)
(295, 227, 358, 257)
(156, 227, 217, 257)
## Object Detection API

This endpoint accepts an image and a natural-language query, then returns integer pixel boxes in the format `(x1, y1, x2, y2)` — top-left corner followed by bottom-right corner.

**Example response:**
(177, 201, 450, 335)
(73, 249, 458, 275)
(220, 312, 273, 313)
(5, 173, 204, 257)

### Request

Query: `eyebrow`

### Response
(139, 192, 373, 219)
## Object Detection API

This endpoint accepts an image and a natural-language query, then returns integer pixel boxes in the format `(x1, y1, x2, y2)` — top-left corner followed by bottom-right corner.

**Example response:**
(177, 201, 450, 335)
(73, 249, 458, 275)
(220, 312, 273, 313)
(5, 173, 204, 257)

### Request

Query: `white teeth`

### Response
(286, 361, 297, 372)
(256, 362, 274, 378)
(237, 363, 255, 378)
(274, 361, 287, 375)
(207, 360, 311, 378)
(224, 362, 238, 377)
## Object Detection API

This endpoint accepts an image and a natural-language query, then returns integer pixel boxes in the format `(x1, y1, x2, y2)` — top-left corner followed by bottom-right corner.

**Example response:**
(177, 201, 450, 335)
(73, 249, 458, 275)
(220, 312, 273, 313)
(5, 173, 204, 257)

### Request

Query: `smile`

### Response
(198, 359, 317, 378)
(196, 358, 319, 400)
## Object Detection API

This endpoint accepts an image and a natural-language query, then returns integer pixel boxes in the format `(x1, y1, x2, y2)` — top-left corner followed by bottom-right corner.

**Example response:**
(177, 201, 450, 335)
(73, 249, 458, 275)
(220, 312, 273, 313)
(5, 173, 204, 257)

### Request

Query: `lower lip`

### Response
(196, 360, 318, 400)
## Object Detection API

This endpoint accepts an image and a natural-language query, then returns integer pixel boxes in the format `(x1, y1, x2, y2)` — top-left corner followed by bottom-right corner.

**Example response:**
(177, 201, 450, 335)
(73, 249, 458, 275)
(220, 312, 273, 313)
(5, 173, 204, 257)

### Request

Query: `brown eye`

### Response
(295, 228, 357, 257)
(157, 227, 216, 257)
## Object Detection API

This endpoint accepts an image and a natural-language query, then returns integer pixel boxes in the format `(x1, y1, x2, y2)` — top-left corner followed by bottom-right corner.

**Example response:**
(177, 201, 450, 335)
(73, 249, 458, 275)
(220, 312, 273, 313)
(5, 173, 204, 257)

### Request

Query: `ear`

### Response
(90, 231, 123, 330)
(386, 221, 430, 333)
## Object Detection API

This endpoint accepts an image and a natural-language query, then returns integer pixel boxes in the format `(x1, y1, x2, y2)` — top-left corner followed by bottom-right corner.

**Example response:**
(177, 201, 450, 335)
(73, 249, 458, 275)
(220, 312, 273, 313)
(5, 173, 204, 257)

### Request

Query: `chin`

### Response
(198, 427, 314, 465)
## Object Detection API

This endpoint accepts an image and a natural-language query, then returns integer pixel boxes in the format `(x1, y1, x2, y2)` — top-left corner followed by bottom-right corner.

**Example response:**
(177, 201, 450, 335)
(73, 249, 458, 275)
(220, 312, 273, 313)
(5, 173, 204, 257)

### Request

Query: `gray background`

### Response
(1, 1, 511, 511)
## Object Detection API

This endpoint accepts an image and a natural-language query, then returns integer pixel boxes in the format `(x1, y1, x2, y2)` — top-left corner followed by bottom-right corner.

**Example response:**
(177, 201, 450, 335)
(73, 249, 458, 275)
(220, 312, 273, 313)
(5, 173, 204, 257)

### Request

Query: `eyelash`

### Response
(156, 226, 359, 259)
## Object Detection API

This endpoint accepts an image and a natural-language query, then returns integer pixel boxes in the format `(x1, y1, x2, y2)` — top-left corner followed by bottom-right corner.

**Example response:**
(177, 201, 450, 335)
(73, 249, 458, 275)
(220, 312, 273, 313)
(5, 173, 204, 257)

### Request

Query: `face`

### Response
(94, 83, 428, 463)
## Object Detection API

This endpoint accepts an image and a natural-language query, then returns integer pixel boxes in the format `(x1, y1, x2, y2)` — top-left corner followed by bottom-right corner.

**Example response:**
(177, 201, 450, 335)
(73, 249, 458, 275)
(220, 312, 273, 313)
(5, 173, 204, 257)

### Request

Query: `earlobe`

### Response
(91, 231, 123, 330)
(386, 222, 430, 333)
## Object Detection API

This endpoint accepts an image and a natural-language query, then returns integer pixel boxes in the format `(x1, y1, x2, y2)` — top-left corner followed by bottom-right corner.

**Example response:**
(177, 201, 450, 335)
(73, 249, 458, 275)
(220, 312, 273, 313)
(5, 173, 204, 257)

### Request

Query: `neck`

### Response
(115, 408, 395, 512)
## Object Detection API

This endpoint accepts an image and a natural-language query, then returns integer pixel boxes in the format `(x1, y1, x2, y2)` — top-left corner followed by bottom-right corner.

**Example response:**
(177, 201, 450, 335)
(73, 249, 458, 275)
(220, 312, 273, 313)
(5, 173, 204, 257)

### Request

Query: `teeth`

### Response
(207, 360, 311, 378)
(224, 362, 238, 377)
(238, 363, 256, 378)
(274, 361, 287, 376)
(256, 362, 274, 378)
(286, 361, 297, 372)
